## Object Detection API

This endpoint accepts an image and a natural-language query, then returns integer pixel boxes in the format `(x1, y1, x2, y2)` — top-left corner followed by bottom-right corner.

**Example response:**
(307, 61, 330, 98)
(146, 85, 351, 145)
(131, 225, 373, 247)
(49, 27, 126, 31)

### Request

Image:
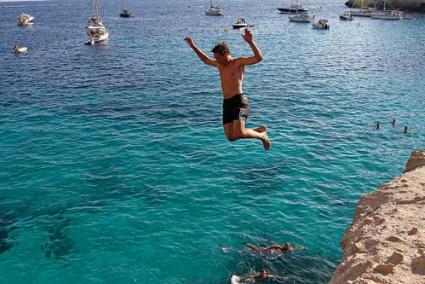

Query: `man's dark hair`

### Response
(211, 42, 230, 55)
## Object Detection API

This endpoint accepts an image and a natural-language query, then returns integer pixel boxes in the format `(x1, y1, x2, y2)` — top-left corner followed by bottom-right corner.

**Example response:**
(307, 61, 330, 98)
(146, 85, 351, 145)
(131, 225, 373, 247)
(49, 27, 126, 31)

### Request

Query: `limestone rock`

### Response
(345, 0, 425, 12)
(411, 255, 425, 275)
(374, 263, 394, 275)
(330, 150, 425, 283)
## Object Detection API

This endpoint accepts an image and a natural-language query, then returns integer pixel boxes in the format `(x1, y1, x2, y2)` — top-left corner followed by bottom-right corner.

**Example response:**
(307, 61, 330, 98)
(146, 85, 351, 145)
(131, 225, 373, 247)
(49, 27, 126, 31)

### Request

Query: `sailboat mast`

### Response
(91, 0, 95, 15)
(96, 0, 100, 17)
(91, 0, 100, 17)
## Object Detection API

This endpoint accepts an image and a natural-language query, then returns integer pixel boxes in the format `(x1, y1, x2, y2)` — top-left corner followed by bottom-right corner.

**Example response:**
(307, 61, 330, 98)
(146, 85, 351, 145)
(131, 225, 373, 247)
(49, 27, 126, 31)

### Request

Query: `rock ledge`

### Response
(330, 151, 425, 284)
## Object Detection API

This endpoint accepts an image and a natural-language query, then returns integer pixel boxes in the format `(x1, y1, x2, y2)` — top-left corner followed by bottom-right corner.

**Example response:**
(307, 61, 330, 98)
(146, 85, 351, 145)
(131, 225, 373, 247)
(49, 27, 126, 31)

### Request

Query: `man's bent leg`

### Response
(223, 122, 237, 141)
(233, 119, 271, 150)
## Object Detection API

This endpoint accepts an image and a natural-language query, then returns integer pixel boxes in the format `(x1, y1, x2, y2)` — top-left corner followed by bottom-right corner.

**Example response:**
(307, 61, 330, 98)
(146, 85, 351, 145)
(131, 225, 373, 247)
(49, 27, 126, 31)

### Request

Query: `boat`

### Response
(371, 9, 403, 20)
(350, 8, 374, 17)
(340, 11, 353, 20)
(289, 13, 314, 23)
(312, 19, 329, 29)
(17, 13, 34, 26)
(371, 0, 404, 20)
(13, 45, 27, 54)
(119, 0, 134, 17)
(232, 18, 248, 29)
(86, 0, 109, 45)
(119, 9, 134, 18)
(205, 0, 224, 16)
(277, 0, 308, 14)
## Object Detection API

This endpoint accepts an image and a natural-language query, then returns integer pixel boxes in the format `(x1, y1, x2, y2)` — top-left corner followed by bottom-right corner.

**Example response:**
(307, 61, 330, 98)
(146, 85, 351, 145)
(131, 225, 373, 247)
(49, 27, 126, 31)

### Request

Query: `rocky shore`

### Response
(345, 0, 425, 11)
(330, 151, 425, 284)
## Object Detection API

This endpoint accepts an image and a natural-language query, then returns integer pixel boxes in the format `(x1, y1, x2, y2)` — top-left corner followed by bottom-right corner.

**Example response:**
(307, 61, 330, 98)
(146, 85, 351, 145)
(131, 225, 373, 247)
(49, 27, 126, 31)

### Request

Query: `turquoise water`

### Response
(1, 0, 425, 282)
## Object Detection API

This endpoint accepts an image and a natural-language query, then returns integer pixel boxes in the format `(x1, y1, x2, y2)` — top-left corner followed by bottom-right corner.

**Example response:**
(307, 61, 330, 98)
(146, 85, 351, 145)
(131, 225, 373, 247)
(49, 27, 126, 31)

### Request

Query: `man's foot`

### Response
(254, 125, 267, 133)
(262, 131, 271, 151)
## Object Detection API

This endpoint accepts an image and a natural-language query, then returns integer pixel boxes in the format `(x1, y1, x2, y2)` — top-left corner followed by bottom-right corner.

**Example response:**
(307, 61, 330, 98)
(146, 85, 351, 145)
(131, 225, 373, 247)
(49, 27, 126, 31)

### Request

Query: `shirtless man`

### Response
(184, 29, 271, 150)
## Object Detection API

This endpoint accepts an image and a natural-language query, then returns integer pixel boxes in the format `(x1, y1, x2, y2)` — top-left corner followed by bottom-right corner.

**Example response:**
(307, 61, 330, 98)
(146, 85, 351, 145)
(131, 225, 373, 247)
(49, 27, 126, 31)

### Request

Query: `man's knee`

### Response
(236, 129, 247, 139)
(226, 135, 238, 142)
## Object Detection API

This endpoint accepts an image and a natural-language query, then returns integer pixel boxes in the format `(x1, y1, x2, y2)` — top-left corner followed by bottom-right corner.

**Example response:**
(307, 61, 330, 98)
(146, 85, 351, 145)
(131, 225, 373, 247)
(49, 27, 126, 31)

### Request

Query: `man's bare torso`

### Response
(216, 58, 245, 99)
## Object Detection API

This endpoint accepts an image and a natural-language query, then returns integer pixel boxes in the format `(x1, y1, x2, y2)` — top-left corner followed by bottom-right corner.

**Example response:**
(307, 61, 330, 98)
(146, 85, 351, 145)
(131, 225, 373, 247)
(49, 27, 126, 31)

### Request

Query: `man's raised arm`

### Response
(184, 37, 217, 67)
(238, 29, 263, 65)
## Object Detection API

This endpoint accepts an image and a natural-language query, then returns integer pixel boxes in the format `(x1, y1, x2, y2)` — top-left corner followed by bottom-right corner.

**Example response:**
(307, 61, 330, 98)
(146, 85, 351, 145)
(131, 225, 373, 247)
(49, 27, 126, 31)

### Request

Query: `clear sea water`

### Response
(1, 0, 424, 282)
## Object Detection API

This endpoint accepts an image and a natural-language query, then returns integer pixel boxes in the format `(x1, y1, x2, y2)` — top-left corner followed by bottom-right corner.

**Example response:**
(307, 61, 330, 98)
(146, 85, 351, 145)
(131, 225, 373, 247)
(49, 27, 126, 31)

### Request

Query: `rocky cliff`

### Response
(345, 0, 425, 11)
(330, 151, 425, 284)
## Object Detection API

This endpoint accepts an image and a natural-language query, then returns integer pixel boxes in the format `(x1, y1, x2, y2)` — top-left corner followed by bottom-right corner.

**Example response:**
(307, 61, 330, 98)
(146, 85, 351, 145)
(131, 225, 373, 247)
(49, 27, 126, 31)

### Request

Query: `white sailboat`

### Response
(205, 0, 224, 16)
(86, 0, 109, 45)
(371, 0, 403, 20)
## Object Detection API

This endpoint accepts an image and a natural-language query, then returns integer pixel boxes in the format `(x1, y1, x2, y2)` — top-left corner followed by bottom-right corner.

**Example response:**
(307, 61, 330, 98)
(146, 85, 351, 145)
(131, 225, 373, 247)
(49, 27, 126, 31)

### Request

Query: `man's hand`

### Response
(242, 28, 253, 43)
(184, 37, 195, 47)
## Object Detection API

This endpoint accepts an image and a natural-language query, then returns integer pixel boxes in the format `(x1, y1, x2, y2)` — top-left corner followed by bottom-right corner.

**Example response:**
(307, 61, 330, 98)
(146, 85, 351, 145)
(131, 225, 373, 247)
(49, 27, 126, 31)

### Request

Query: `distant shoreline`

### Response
(0, 0, 48, 3)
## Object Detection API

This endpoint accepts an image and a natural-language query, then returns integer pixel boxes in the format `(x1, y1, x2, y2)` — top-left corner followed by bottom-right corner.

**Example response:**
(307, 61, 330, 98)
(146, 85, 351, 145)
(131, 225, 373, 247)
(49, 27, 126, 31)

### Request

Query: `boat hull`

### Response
(351, 10, 373, 17)
(312, 19, 330, 29)
(289, 15, 313, 22)
(277, 5, 308, 14)
(14, 47, 27, 54)
(205, 11, 223, 16)
(232, 24, 248, 29)
(87, 32, 109, 44)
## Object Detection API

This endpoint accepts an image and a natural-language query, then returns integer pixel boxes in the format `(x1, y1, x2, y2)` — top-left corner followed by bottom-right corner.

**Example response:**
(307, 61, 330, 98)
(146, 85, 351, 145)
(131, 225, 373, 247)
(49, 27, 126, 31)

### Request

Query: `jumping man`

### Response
(184, 29, 271, 150)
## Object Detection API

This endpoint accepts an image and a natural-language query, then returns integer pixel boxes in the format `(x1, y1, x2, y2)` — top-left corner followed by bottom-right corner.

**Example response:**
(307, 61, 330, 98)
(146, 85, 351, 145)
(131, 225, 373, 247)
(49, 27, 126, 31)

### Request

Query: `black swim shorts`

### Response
(222, 93, 250, 125)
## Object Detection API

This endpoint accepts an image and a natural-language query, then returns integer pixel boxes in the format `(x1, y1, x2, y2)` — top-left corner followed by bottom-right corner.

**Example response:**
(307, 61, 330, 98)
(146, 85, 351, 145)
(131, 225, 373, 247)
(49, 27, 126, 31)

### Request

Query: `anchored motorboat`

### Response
(289, 14, 314, 23)
(17, 13, 34, 26)
(232, 18, 249, 29)
(340, 11, 353, 20)
(312, 19, 330, 29)
(119, 9, 134, 18)
(13, 45, 27, 54)
(205, 0, 223, 16)
(119, 0, 134, 17)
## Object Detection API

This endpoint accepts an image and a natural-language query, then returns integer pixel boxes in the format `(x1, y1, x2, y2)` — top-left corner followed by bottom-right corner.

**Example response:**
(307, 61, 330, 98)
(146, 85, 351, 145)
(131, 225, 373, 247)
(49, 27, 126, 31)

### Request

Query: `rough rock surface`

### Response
(330, 151, 425, 284)
(345, 0, 425, 11)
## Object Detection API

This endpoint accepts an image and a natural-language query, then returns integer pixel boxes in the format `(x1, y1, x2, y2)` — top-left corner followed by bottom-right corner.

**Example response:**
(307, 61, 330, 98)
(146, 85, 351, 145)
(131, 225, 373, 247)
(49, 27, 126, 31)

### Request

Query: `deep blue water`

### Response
(1, 0, 425, 282)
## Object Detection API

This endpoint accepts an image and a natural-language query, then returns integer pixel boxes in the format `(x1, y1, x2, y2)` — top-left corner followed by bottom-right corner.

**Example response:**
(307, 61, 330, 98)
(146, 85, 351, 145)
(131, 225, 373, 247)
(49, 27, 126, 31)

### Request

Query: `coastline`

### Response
(331, 151, 425, 283)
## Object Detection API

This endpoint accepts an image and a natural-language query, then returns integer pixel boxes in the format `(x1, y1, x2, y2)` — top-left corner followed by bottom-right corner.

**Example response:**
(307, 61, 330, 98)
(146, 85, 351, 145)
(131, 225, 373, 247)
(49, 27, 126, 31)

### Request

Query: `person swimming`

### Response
(242, 242, 305, 255)
(232, 269, 288, 283)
